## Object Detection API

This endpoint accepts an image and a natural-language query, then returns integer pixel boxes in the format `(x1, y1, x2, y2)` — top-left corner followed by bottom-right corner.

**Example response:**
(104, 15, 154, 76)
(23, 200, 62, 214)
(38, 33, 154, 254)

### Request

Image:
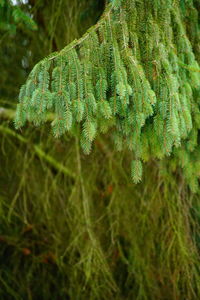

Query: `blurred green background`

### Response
(0, 1, 199, 299)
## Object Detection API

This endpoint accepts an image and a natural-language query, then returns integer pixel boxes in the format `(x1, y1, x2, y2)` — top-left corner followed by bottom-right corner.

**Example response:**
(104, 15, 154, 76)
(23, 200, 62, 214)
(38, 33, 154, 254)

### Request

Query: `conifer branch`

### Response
(14, 0, 200, 186)
(49, 5, 113, 62)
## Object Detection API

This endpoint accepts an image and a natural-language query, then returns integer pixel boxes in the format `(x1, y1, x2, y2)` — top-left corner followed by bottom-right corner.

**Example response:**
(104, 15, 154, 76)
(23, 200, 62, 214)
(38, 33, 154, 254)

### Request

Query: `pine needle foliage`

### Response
(0, 0, 37, 34)
(1, 0, 200, 299)
(15, 0, 200, 187)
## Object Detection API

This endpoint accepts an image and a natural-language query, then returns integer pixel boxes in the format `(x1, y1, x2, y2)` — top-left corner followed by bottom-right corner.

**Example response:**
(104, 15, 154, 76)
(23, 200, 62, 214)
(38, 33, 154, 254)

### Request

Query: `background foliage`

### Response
(0, 0, 200, 299)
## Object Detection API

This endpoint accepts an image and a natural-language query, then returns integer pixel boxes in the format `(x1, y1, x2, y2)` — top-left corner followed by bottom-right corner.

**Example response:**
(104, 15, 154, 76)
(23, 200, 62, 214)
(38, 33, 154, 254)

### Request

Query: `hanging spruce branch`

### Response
(15, 0, 200, 187)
